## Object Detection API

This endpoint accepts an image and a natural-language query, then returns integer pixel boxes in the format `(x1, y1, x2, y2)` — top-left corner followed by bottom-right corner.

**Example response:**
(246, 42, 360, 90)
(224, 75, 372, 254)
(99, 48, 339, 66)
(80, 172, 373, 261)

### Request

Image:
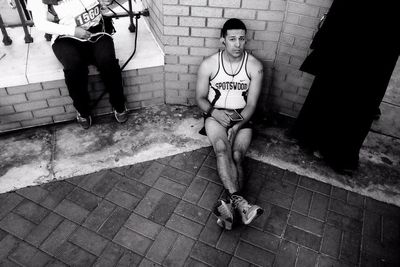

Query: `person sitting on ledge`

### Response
(29, 0, 128, 129)
(195, 18, 264, 230)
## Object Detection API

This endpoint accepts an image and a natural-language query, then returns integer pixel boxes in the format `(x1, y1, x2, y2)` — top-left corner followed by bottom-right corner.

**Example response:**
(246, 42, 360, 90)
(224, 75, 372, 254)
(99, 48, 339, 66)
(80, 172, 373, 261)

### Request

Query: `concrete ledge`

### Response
(0, 17, 164, 87)
(0, 65, 166, 132)
(1, 105, 399, 208)
(0, 15, 165, 133)
(0, 26, 29, 87)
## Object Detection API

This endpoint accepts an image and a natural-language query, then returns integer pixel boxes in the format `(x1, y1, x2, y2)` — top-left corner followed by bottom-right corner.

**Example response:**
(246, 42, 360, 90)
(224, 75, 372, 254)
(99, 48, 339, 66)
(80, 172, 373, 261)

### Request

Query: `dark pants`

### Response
(52, 35, 125, 117)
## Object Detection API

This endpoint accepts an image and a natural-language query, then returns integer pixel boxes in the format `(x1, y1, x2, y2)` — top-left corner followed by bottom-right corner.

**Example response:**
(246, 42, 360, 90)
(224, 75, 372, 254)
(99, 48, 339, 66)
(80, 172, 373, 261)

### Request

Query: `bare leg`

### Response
(205, 117, 239, 194)
(232, 128, 252, 191)
(231, 127, 263, 225)
(206, 121, 260, 228)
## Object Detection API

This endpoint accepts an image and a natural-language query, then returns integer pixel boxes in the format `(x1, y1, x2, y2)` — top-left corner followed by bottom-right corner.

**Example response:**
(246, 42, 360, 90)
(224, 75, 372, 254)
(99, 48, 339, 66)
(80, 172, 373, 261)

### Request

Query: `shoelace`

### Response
(114, 106, 128, 115)
(231, 195, 250, 211)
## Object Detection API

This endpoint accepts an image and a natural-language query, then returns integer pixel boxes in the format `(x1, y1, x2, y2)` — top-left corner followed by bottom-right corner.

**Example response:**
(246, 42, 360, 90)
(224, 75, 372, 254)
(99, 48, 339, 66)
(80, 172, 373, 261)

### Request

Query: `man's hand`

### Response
(228, 124, 239, 145)
(74, 27, 91, 39)
(212, 109, 231, 128)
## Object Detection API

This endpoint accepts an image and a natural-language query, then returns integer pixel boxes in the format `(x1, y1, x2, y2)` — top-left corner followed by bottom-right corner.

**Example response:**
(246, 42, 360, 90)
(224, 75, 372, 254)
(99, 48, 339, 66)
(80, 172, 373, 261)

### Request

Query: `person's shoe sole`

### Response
(114, 108, 128, 123)
(213, 200, 233, 230)
(114, 114, 128, 123)
(242, 206, 264, 225)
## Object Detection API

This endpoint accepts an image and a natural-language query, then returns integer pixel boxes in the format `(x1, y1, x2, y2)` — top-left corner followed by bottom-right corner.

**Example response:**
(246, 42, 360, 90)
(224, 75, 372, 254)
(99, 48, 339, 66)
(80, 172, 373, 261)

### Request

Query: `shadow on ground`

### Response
(1, 104, 399, 206)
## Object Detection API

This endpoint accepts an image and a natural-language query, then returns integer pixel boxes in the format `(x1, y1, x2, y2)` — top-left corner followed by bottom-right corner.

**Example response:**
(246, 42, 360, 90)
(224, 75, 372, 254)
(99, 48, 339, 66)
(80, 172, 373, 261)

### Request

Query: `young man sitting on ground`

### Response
(196, 18, 264, 230)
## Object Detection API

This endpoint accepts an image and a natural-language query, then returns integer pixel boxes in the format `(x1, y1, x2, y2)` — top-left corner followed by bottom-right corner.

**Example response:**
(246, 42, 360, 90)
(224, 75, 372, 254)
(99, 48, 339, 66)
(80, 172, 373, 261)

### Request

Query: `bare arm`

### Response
(236, 55, 263, 128)
(196, 57, 231, 127)
(195, 59, 213, 115)
(228, 55, 263, 143)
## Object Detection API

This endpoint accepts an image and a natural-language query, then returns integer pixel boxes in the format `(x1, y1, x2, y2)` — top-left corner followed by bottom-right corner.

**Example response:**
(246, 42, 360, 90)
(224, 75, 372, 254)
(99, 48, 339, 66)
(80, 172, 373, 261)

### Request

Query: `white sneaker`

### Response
(113, 107, 128, 123)
(232, 195, 263, 225)
(76, 112, 92, 129)
(213, 199, 234, 230)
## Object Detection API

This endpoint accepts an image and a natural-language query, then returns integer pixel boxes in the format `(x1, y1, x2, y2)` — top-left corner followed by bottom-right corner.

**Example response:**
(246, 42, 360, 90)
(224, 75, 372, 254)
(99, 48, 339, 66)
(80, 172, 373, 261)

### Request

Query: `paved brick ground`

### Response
(0, 147, 399, 266)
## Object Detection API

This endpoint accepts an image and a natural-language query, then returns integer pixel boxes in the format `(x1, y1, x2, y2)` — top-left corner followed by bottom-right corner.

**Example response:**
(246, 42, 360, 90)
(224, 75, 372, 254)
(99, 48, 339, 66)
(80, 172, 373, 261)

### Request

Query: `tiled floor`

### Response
(1, 147, 399, 266)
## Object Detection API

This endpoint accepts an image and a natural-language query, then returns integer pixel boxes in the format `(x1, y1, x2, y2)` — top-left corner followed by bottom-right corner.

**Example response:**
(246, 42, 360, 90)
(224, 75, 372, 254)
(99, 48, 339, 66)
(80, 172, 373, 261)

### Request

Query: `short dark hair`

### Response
(221, 18, 247, 38)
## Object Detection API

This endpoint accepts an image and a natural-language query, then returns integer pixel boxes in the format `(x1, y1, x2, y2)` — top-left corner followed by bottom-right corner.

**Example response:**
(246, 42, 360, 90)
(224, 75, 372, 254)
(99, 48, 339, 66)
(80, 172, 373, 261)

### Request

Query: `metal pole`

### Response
(127, 0, 136, 32)
(0, 14, 12, 45)
(14, 0, 33, 43)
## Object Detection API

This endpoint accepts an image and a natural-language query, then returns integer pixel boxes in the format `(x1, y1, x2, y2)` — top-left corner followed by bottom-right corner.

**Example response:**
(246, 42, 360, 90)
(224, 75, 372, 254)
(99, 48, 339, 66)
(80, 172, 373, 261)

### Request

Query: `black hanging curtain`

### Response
(290, 0, 399, 172)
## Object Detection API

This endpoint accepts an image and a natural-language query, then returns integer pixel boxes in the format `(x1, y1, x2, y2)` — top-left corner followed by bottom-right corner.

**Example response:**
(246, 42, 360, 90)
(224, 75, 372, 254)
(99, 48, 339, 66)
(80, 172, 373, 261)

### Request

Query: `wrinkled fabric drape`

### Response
(291, 0, 399, 172)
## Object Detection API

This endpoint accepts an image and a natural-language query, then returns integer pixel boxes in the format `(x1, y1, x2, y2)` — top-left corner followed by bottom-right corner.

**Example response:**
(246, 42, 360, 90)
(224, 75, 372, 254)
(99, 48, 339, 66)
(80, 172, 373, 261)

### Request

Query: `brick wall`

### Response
(143, 0, 284, 109)
(271, 0, 333, 117)
(1, 0, 333, 132)
(0, 67, 164, 132)
(143, 0, 165, 50)
(142, 0, 333, 117)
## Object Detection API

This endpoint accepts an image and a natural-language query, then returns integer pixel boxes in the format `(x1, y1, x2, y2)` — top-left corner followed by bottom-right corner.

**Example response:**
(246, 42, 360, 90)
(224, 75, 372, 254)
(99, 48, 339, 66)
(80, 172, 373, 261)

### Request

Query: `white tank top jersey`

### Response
(208, 50, 250, 110)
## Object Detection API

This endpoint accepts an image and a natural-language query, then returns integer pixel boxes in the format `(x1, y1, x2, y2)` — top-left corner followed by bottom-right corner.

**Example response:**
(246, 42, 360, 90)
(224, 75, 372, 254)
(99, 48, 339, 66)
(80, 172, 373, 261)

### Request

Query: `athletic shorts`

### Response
(199, 108, 253, 136)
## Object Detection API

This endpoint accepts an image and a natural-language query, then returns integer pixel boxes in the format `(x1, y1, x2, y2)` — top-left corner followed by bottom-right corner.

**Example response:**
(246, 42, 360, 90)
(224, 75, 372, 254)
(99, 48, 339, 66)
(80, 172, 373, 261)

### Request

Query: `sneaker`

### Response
(213, 199, 234, 230)
(114, 107, 128, 123)
(232, 195, 263, 225)
(77, 113, 92, 129)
